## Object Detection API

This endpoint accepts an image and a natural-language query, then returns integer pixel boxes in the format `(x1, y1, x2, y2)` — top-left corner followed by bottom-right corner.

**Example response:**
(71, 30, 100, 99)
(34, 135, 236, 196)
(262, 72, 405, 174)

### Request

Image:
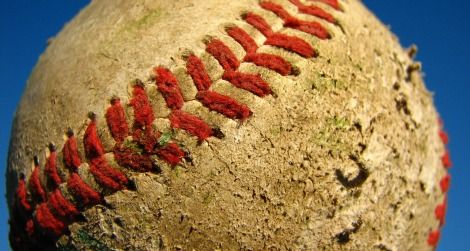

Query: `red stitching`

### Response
(441, 149, 452, 169)
(25, 219, 34, 237)
(15, 176, 31, 212)
(266, 33, 316, 57)
(243, 12, 316, 57)
(427, 230, 440, 247)
(156, 143, 186, 166)
(186, 54, 213, 91)
(243, 12, 274, 37)
(154, 68, 185, 110)
(289, 0, 337, 24)
(83, 115, 105, 159)
(226, 26, 259, 54)
(129, 83, 156, 128)
(28, 158, 47, 203)
(428, 119, 452, 248)
(90, 156, 128, 191)
(114, 147, 155, 172)
(106, 97, 129, 143)
(206, 39, 273, 96)
(170, 110, 214, 141)
(244, 53, 293, 76)
(45, 144, 62, 189)
(227, 25, 292, 75)
(85, 114, 129, 191)
(439, 174, 450, 193)
(439, 129, 449, 145)
(206, 39, 240, 71)
(222, 71, 272, 97)
(185, 53, 253, 120)
(47, 189, 79, 222)
(67, 173, 102, 206)
(260, 1, 331, 39)
(434, 197, 447, 226)
(196, 91, 252, 120)
(308, 0, 341, 11)
(35, 203, 66, 237)
(63, 130, 82, 170)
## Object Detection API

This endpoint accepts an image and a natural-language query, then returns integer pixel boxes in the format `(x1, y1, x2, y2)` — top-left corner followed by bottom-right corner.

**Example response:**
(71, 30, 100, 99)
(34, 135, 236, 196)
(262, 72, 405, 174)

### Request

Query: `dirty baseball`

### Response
(7, 0, 451, 250)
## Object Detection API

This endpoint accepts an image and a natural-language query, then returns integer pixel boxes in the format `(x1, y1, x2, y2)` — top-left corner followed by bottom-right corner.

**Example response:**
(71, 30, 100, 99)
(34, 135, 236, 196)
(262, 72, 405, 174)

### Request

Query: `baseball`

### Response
(7, 0, 451, 250)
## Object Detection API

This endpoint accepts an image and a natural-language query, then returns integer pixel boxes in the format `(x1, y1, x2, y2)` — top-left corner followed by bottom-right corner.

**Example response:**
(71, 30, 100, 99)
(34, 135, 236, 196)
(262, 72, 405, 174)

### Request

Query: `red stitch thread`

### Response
(441, 150, 452, 169)
(130, 83, 156, 128)
(29, 158, 47, 203)
(25, 219, 34, 236)
(35, 203, 65, 237)
(170, 110, 213, 140)
(261, 1, 292, 21)
(196, 91, 252, 120)
(284, 17, 330, 39)
(308, 0, 341, 10)
(63, 129, 82, 170)
(260, 1, 331, 39)
(427, 230, 440, 247)
(439, 174, 450, 193)
(156, 143, 185, 166)
(67, 173, 101, 206)
(89, 165, 121, 191)
(114, 146, 155, 172)
(265, 33, 316, 57)
(243, 12, 316, 57)
(243, 12, 274, 37)
(89, 157, 128, 191)
(226, 26, 259, 54)
(133, 127, 160, 153)
(83, 115, 105, 159)
(222, 71, 272, 96)
(106, 98, 129, 143)
(16, 176, 31, 211)
(47, 189, 79, 221)
(186, 55, 213, 91)
(289, 0, 336, 23)
(206, 37, 273, 96)
(45, 144, 62, 189)
(154, 68, 185, 110)
(226, 26, 293, 75)
(435, 198, 447, 226)
(206, 39, 240, 71)
(83, 115, 130, 190)
(244, 53, 292, 76)
(439, 130, 449, 145)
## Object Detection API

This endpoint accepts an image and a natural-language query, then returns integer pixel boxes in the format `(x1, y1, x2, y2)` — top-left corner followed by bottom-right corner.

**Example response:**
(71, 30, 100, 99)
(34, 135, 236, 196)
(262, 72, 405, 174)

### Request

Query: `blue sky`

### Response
(0, 1, 468, 250)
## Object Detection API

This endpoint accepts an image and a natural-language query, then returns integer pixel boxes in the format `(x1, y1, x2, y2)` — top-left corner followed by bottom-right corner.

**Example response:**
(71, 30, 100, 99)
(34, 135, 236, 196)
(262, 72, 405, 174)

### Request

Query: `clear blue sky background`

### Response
(0, 1, 468, 250)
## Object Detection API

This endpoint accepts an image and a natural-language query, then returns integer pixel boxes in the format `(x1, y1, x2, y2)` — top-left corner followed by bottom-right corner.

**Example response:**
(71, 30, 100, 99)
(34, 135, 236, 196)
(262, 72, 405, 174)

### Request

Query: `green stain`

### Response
(309, 71, 347, 93)
(124, 8, 163, 32)
(202, 192, 214, 205)
(327, 116, 351, 131)
(158, 131, 174, 146)
(311, 116, 353, 157)
(58, 230, 112, 251)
